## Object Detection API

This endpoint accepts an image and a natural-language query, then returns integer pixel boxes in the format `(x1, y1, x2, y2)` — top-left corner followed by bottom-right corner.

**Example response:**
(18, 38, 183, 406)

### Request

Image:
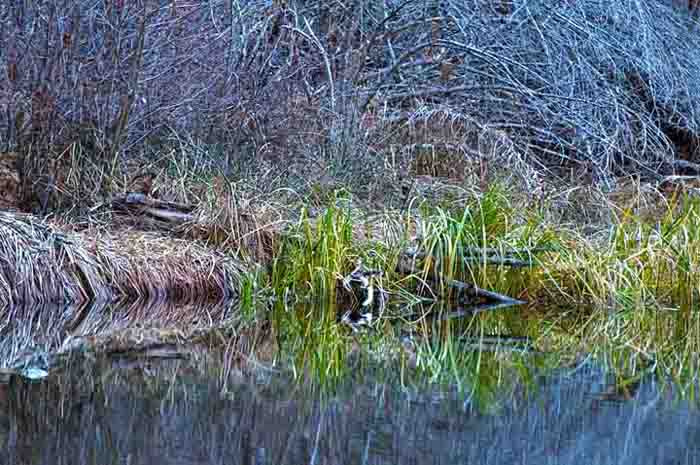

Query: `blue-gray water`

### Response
(1, 352, 697, 465)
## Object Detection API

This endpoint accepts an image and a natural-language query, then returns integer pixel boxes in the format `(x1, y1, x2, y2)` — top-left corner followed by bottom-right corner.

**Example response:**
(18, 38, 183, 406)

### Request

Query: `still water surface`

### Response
(1, 350, 698, 465)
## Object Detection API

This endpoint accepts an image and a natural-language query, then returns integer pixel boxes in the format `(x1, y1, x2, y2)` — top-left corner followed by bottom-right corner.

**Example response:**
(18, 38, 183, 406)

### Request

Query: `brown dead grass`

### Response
(82, 229, 245, 302)
(181, 175, 290, 265)
(0, 211, 246, 306)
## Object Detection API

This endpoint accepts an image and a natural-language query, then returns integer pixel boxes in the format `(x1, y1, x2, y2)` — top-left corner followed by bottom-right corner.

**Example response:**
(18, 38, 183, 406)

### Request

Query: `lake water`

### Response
(1, 349, 698, 465)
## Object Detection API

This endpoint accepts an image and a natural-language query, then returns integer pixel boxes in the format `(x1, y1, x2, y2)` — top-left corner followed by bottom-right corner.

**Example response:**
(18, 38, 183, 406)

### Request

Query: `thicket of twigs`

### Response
(2, 0, 700, 210)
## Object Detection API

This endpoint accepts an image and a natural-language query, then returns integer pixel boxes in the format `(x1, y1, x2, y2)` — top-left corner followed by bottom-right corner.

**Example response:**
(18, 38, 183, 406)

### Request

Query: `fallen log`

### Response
(104, 192, 197, 224)
(446, 278, 526, 305)
(462, 255, 534, 267)
(403, 245, 552, 268)
(395, 258, 526, 305)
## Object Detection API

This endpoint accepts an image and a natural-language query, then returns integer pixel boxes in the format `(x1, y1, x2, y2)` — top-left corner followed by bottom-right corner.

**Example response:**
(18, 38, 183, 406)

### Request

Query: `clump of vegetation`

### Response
(537, 193, 700, 384)
(0, 211, 245, 306)
(228, 182, 700, 391)
(271, 200, 357, 300)
(409, 184, 560, 299)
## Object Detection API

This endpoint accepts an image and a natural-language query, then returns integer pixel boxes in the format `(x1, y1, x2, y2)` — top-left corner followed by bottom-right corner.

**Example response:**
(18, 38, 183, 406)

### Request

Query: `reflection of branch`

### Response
(433, 301, 521, 321)
(460, 338, 544, 355)
(309, 408, 325, 465)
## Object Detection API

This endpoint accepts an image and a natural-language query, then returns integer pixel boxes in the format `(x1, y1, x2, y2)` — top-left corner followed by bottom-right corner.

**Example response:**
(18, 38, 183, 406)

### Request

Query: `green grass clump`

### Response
(535, 194, 700, 385)
(267, 198, 384, 386)
(414, 184, 560, 299)
(237, 184, 700, 394)
(544, 195, 700, 311)
(261, 187, 558, 391)
(270, 200, 356, 300)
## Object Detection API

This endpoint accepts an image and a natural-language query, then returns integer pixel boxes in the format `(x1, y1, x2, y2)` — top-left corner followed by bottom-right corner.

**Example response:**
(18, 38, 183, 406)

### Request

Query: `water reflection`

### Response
(0, 299, 238, 374)
(1, 353, 698, 465)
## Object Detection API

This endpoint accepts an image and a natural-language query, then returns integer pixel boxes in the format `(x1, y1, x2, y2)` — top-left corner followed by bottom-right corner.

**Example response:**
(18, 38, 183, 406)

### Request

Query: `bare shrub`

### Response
(2, 0, 700, 212)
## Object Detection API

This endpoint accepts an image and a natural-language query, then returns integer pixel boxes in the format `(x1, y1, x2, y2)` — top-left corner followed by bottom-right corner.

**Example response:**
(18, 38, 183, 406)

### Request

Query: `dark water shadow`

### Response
(0, 353, 698, 465)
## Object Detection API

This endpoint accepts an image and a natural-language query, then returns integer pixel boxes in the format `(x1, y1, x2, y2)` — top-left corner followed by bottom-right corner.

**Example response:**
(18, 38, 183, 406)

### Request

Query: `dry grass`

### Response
(182, 175, 291, 265)
(0, 211, 96, 304)
(0, 211, 246, 306)
(83, 229, 245, 302)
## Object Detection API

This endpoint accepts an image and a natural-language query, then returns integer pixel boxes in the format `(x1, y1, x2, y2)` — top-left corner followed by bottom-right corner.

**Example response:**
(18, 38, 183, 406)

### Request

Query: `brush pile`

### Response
(4, 0, 700, 201)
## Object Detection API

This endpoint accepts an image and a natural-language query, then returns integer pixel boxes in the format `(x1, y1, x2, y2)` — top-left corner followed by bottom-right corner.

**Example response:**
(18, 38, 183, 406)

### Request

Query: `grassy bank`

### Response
(225, 177, 700, 392)
(2, 170, 700, 399)
(0, 211, 246, 305)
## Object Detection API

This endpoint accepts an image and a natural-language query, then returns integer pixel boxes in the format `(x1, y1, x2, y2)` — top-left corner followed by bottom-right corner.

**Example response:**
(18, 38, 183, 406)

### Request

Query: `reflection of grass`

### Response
(397, 301, 552, 410)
